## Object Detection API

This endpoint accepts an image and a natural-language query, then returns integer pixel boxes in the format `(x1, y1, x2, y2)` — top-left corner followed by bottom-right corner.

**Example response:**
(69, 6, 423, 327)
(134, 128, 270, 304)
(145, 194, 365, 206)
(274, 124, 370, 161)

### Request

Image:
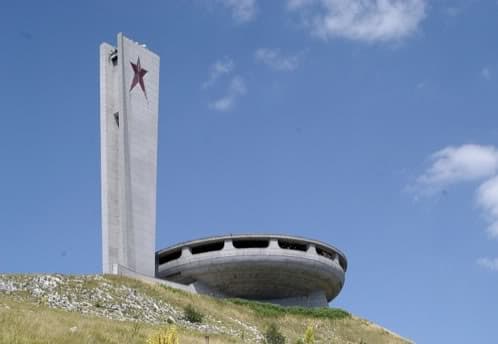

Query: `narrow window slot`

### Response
(158, 250, 182, 264)
(278, 240, 307, 251)
(233, 240, 269, 248)
(190, 241, 224, 254)
(316, 247, 337, 261)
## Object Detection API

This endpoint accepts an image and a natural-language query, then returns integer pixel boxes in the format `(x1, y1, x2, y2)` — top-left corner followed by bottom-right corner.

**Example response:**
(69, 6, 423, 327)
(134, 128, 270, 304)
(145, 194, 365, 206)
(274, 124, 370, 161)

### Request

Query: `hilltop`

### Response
(0, 274, 411, 343)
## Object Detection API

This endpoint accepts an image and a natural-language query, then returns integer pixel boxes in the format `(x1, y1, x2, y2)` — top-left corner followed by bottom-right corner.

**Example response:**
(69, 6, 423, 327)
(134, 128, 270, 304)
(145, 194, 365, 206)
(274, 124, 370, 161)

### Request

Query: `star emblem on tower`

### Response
(129, 57, 148, 98)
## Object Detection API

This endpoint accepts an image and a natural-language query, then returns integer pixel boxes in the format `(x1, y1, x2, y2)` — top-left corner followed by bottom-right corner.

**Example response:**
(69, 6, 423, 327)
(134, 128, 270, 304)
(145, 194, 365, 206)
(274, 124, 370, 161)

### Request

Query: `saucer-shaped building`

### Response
(155, 234, 347, 307)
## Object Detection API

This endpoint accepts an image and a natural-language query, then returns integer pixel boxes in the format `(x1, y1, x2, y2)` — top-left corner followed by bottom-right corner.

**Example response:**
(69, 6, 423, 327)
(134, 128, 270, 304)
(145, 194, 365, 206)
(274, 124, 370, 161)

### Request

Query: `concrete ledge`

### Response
(112, 263, 196, 293)
(155, 234, 347, 307)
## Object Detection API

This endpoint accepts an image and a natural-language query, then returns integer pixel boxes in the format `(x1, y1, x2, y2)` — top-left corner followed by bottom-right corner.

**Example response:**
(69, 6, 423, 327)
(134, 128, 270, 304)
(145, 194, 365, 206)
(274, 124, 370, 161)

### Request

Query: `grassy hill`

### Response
(0, 274, 411, 344)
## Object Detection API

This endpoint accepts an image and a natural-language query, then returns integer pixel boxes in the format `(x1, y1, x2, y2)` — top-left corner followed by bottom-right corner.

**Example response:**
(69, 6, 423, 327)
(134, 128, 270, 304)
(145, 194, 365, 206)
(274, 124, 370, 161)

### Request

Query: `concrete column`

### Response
(307, 244, 318, 255)
(224, 239, 234, 250)
(269, 239, 279, 249)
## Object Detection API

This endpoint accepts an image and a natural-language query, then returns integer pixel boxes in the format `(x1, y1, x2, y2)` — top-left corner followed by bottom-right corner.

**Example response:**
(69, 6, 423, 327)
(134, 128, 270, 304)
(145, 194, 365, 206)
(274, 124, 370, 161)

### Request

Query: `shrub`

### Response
(228, 299, 350, 320)
(264, 323, 286, 344)
(182, 304, 203, 323)
(146, 326, 179, 344)
(303, 326, 315, 344)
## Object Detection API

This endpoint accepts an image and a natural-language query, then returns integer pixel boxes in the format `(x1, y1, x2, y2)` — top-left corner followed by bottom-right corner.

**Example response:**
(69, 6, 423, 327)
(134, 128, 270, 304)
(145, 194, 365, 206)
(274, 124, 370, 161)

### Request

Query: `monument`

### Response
(156, 234, 347, 307)
(100, 33, 160, 277)
(99, 34, 347, 307)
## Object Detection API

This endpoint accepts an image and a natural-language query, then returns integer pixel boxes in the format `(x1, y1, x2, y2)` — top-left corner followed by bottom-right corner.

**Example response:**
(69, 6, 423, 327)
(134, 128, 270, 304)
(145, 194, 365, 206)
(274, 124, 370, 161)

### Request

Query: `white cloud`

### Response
(477, 176, 498, 238)
(477, 257, 498, 271)
(287, 0, 426, 43)
(209, 76, 247, 111)
(287, 0, 314, 10)
(414, 144, 498, 242)
(417, 144, 498, 189)
(481, 67, 491, 80)
(217, 0, 257, 23)
(254, 48, 304, 71)
(414, 145, 498, 270)
(203, 58, 235, 89)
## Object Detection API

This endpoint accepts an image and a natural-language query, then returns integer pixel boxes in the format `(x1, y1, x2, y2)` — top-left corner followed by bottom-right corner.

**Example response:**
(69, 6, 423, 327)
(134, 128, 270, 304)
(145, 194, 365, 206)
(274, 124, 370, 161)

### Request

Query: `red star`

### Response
(129, 57, 148, 98)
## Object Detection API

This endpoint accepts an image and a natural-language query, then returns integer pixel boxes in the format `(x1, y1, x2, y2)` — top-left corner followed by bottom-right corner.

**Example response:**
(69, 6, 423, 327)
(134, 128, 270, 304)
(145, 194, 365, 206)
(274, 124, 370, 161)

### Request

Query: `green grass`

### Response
(0, 297, 228, 344)
(227, 298, 350, 319)
(0, 274, 412, 344)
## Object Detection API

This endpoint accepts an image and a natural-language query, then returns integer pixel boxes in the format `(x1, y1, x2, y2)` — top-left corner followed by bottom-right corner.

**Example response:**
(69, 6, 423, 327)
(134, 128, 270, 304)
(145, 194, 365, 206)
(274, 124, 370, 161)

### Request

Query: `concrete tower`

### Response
(100, 33, 160, 277)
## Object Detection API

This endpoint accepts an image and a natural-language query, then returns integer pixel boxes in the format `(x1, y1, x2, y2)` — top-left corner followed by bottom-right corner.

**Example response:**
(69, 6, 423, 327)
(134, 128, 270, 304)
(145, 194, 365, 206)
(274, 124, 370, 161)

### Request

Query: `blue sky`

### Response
(1, 0, 498, 342)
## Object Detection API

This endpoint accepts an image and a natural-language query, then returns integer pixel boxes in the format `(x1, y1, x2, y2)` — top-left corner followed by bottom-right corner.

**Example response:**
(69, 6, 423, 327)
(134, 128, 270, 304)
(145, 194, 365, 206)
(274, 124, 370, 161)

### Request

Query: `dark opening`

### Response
(158, 250, 182, 264)
(110, 50, 118, 66)
(190, 241, 224, 254)
(338, 256, 347, 271)
(233, 239, 269, 249)
(316, 247, 337, 261)
(278, 240, 307, 251)
(113, 112, 119, 127)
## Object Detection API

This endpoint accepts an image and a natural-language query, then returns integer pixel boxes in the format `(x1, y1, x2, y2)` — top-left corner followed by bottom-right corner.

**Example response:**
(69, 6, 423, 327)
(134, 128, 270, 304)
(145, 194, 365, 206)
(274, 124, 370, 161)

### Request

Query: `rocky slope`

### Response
(0, 274, 411, 344)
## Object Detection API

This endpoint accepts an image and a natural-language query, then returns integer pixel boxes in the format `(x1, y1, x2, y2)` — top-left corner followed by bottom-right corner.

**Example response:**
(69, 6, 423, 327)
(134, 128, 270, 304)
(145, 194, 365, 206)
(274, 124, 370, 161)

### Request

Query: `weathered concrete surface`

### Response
(100, 33, 160, 277)
(156, 234, 347, 307)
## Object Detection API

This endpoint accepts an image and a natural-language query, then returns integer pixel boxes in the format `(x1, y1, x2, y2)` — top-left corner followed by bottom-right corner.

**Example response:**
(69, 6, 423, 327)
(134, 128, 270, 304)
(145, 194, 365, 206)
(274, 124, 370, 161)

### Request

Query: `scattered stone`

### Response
(0, 274, 262, 343)
(0, 279, 17, 293)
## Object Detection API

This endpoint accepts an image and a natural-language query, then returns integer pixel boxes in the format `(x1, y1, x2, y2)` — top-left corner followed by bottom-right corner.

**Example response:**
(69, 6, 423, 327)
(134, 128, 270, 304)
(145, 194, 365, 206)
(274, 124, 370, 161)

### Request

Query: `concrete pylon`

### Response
(100, 33, 160, 277)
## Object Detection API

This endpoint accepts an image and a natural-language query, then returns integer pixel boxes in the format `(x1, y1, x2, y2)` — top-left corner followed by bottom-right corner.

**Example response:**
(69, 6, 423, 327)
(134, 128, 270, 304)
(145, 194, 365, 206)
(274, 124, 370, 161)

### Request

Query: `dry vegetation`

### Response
(0, 274, 411, 344)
